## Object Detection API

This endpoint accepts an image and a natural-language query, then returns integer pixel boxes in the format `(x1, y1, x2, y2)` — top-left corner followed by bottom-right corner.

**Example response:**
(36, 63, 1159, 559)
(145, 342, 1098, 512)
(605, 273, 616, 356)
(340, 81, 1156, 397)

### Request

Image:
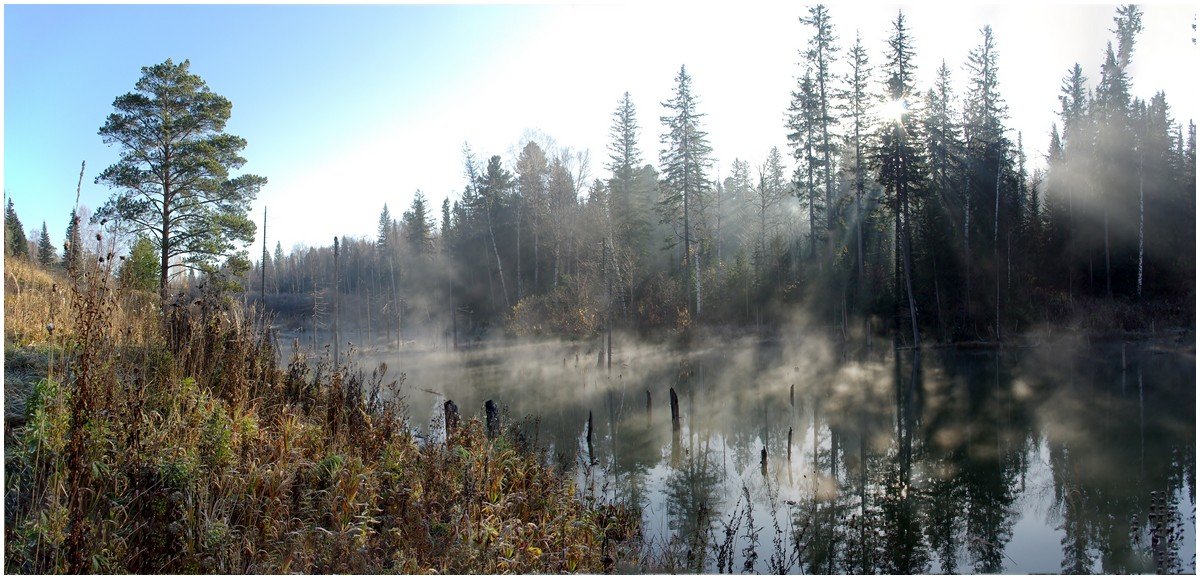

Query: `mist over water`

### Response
(286, 329, 1195, 574)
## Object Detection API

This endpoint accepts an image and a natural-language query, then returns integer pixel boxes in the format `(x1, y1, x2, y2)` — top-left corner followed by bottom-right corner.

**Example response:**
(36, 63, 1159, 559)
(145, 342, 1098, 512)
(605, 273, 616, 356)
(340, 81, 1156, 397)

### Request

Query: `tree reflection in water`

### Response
(390, 336, 1194, 573)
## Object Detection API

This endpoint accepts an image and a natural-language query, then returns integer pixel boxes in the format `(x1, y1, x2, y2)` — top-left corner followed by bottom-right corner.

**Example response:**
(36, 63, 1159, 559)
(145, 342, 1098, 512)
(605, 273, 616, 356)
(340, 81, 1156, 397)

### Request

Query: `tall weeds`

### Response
(4, 256, 638, 573)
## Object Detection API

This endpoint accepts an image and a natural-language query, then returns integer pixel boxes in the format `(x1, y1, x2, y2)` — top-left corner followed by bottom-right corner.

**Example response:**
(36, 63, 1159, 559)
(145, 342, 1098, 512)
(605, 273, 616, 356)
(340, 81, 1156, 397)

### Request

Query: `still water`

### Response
(355, 333, 1194, 574)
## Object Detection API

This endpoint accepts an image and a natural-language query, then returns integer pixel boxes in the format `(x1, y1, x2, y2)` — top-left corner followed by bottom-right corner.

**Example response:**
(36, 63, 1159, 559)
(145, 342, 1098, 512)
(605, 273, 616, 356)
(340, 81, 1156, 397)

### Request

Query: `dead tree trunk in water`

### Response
(586, 410, 594, 465)
(444, 399, 460, 438)
(669, 387, 680, 432)
(485, 400, 499, 439)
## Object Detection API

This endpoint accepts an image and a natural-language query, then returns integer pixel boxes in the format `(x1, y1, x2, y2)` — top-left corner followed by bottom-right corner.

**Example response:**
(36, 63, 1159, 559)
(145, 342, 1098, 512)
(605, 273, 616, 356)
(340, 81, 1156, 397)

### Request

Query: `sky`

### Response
(3, 2, 1196, 256)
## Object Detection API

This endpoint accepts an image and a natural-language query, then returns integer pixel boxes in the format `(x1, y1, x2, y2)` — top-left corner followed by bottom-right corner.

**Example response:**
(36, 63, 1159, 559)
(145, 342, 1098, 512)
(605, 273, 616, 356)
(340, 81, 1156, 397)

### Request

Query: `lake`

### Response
(329, 332, 1195, 574)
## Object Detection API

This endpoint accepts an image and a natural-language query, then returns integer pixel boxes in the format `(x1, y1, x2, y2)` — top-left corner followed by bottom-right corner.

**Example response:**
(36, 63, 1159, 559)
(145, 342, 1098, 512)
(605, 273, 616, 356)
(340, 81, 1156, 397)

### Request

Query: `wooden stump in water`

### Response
(788, 427, 793, 463)
(444, 399, 460, 438)
(485, 399, 499, 439)
(586, 411, 594, 465)
(760, 447, 768, 476)
(790, 384, 795, 408)
(669, 387, 680, 432)
(646, 389, 652, 418)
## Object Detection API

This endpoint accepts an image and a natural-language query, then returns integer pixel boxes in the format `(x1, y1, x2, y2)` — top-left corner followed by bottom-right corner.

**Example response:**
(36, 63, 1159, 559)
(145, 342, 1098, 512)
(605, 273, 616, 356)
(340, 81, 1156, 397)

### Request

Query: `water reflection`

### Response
(354, 335, 1195, 574)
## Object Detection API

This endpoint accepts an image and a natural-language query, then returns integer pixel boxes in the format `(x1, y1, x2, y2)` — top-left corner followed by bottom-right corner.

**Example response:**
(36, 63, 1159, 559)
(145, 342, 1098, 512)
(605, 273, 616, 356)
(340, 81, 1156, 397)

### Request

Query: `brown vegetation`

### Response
(4, 256, 639, 573)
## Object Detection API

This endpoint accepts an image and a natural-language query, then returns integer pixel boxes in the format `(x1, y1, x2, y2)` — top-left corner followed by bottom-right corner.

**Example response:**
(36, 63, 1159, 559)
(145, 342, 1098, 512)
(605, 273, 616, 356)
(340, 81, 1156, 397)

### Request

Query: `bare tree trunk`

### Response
(715, 182, 723, 279)
(486, 203, 510, 309)
(516, 197, 522, 301)
(1137, 136, 1145, 299)
(683, 171, 692, 316)
(901, 182, 921, 348)
(333, 237, 340, 366)
(604, 239, 612, 372)
(694, 241, 702, 318)
(1104, 207, 1112, 299)
(963, 181, 971, 328)
(261, 206, 267, 310)
(994, 165, 1002, 342)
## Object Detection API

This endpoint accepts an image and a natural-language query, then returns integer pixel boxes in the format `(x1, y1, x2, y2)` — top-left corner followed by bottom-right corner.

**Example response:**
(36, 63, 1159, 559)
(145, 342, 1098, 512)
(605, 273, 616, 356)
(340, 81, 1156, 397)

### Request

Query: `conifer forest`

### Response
(4, 4, 1196, 574)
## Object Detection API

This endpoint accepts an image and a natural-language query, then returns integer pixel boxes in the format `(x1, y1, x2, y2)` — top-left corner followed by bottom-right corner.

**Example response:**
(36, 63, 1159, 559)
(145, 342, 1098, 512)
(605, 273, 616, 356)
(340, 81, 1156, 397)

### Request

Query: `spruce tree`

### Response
(377, 204, 393, 252)
(787, 69, 822, 260)
(844, 32, 876, 289)
(875, 10, 924, 346)
(403, 191, 435, 255)
(800, 4, 840, 267)
(63, 209, 82, 271)
(36, 222, 55, 266)
(608, 92, 649, 252)
(5, 199, 29, 259)
(658, 65, 713, 317)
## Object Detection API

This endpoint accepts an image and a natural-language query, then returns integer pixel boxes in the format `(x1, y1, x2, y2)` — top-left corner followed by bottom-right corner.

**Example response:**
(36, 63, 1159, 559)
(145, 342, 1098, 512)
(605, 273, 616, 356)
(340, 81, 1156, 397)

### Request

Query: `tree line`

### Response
(7, 5, 1193, 345)
(255, 5, 1192, 345)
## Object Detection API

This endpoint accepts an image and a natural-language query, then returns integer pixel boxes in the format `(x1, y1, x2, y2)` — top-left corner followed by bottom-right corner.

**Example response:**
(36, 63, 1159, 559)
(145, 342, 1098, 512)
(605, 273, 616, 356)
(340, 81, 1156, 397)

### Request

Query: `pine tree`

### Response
(659, 65, 713, 317)
(1055, 63, 1089, 299)
(36, 222, 55, 266)
(963, 25, 1010, 336)
(1095, 42, 1132, 298)
(377, 204, 393, 252)
(476, 155, 515, 308)
(5, 198, 29, 259)
(800, 4, 840, 267)
(95, 59, 266, 300)
(63, 209, 82, 270)
(608, 92, 650, 253)
(403, 191, 435, 255)
(517, 140, 550, 295)
(844, 32, 876, 289)
(875, 10, 924, 346)
(788, 69, 822, 260)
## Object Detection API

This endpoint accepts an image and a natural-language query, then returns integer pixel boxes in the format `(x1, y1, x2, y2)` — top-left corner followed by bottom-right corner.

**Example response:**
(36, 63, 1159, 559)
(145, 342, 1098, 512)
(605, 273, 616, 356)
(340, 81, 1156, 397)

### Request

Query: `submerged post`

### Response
(646, 389, 652, 417)
(788, 427, 793, 463)
(790, 384, 795, 408)
(669, 387, 680, 432)
(485, 399, 499, 439)
(760, 447, 768, 476)
(444, 399, 460, 438)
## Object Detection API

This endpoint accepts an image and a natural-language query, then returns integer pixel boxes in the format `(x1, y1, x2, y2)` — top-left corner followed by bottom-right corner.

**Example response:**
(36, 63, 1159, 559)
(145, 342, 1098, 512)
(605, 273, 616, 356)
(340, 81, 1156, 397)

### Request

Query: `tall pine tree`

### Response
(659, 65, 713, 317)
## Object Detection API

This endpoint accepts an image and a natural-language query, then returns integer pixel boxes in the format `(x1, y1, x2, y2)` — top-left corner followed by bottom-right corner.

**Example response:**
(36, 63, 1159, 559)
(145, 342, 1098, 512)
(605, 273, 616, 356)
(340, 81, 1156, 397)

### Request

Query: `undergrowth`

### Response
(4, 255, 639, 574)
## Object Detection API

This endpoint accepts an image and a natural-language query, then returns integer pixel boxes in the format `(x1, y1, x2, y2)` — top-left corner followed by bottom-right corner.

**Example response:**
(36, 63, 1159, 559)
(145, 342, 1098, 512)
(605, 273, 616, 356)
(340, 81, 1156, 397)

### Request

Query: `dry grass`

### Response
(4, 257, 639, 574)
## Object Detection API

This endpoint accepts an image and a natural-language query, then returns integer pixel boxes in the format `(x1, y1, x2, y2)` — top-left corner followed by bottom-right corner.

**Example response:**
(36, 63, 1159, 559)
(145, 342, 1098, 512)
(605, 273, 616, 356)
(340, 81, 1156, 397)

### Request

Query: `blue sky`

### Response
(4, 4, 548, 251)
(4, 3, 1196, 255)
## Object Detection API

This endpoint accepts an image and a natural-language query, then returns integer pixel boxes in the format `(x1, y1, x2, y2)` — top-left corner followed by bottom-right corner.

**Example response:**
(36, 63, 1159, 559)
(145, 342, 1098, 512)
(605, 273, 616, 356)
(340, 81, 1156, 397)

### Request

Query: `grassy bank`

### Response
(3, 257, 638, 574)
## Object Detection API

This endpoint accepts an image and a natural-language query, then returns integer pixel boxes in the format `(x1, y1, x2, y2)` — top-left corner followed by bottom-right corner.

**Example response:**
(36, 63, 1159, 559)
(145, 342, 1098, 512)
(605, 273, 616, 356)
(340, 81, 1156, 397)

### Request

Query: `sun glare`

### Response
(882, 98, 907, 122)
